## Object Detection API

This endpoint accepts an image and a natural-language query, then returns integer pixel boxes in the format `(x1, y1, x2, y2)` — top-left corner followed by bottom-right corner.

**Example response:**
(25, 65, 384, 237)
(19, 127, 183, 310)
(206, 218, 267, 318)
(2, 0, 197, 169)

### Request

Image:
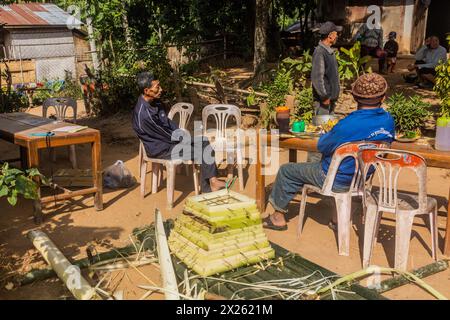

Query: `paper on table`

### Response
(52, 125, 88, 133)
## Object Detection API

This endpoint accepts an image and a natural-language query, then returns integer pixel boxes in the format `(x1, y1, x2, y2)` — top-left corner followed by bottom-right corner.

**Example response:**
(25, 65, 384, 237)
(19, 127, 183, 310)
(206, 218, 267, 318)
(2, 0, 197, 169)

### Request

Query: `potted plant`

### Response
(386, 93, 431, 140)
(433, 35, 450, 150)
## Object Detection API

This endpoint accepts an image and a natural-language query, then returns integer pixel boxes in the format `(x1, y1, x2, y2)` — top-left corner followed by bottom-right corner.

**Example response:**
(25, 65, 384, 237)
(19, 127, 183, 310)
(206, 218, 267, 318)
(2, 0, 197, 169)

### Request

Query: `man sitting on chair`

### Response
(263, 73, 395, 231)
(132, 71, 225, 193)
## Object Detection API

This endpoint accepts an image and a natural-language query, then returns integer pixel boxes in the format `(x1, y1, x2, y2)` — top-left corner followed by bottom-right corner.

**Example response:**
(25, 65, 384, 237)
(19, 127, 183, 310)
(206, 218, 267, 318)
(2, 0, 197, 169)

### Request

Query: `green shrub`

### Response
(0, 163, 45, 206)
(0, 89, 29, 113)
(292, 87, 313, 124)
(260, 67, 293, 128)
(434, 35, 450, 118)
(386, 93, 431, 136)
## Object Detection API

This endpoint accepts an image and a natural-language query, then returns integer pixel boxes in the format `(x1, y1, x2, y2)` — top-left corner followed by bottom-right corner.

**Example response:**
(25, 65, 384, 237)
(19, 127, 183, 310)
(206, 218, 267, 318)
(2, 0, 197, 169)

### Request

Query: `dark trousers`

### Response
(159, 138, 218, 193)
(314, 100, 336, 115)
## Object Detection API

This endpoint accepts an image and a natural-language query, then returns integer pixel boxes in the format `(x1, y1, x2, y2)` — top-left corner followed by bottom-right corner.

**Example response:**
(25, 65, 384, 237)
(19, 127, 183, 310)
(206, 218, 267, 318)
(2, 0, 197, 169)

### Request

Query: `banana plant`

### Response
(336, 41, 372, 83)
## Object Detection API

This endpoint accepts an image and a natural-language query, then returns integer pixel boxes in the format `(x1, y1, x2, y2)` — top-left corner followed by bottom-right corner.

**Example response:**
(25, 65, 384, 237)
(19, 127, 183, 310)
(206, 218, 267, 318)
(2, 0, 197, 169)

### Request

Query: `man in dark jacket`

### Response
(263, 73, 395, 231)
(311, 21, 342, 115)
(132, 72, 225, 192)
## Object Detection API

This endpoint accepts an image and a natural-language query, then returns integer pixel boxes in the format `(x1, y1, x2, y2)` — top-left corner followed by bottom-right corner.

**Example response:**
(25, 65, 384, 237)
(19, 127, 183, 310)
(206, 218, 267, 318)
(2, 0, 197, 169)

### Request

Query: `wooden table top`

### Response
(263, 133, 450, 170)
(0, 113, 99, 145)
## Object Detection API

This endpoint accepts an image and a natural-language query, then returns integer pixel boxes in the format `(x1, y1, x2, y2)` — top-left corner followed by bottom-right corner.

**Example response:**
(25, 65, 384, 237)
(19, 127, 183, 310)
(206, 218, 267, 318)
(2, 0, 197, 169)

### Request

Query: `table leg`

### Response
(20, 146, 28, 169)
(92, 134, 103, 211)
(256, 131, 266, 213)
(444, 187, 450, 256)
(27, 144, 43, 224)
(289, 149, 297, 163)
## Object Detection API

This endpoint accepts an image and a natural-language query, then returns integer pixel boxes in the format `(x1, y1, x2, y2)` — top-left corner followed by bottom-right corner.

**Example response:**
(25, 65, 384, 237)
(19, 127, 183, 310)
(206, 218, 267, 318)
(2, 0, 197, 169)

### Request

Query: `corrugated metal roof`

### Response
(0, 3, 82, 28)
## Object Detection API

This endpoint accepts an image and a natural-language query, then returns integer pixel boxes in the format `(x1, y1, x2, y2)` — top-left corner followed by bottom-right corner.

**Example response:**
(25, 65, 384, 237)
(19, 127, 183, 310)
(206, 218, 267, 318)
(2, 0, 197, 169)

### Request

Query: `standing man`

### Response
(311, 21, 342, 115)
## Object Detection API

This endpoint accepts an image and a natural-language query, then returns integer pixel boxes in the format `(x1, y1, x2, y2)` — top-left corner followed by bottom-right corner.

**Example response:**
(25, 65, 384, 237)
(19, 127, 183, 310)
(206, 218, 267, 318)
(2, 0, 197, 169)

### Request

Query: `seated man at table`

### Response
(263, 73, 395, 230)
(406, 36, 448, 89)
(132, 71, 225, 193)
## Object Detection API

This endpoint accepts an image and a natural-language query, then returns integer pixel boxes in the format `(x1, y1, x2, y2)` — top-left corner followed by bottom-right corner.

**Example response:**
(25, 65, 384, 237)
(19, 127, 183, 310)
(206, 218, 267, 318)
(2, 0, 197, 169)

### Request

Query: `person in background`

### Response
(382, 31, 399, 73)
(406, 36, 448, 88)
(132, 71, 226, 193)
(355, 23, 386, 73)
(263, 73, 395, 231)
(311, 21, 342, 115)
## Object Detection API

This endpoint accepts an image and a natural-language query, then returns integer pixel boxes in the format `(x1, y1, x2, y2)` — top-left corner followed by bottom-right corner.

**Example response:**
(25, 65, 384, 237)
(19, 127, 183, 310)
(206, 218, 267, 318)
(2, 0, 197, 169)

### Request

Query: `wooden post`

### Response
(444, 187, 450, 256)
(92, 132, 103, 211)
(256, 130, 266, 213)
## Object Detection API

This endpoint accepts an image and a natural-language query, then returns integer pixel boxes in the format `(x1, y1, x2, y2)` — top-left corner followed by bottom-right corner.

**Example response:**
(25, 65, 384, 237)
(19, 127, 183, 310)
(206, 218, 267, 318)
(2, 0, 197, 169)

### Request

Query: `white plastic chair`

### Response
(202, 104, 244, 190)
(43, 97, 78, 168)
(138, 102, 199, 208)
(358, 148, 438, 271)
(138, 102, 194, 177)
(297, 141, 389, 256)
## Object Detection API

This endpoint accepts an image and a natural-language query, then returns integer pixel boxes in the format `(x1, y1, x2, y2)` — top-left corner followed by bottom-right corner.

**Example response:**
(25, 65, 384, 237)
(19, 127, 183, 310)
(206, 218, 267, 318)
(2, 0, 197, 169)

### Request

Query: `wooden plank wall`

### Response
(0, 59, 36, 85)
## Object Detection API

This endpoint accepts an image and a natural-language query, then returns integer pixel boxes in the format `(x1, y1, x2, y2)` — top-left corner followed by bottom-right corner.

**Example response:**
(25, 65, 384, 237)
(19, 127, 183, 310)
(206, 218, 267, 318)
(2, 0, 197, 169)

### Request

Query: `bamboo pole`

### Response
(27, 230, 97, 300)
(19, 245, 137, 286)
(185, 81, 268, 97)
(155, 208, 180, 300)
(376, 260, 449, 294)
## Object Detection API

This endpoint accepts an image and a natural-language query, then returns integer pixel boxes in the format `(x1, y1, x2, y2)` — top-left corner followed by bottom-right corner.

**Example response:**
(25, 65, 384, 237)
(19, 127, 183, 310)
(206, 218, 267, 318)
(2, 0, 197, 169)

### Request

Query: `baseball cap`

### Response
(318, 21, 343, 35)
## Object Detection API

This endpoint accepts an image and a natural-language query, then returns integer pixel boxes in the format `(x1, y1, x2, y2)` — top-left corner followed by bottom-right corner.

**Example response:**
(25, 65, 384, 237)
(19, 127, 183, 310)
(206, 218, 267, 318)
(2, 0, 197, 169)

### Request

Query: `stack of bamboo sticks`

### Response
(169, 189, 275, 276)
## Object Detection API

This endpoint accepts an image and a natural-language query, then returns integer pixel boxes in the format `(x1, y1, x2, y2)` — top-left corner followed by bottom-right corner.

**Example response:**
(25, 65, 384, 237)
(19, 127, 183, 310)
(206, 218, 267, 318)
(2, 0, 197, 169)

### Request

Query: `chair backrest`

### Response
(358, 148, 428, 211)
(202, 104, 241, 140)
(43, 97, 77, 122)
(322, 141, 389, 195)
(167, 102, 194, 130)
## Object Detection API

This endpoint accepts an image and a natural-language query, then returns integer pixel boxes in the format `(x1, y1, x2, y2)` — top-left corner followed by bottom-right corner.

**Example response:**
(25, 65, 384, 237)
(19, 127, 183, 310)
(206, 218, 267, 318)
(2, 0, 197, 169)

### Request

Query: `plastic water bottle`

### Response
(435, 117, 450, 151)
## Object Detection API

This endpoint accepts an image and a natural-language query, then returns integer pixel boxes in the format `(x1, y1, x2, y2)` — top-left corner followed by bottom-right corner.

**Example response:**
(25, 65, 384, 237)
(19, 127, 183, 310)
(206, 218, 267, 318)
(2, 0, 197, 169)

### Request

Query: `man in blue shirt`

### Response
(132, 72, 225, 193)
(264, 73, 395, 230)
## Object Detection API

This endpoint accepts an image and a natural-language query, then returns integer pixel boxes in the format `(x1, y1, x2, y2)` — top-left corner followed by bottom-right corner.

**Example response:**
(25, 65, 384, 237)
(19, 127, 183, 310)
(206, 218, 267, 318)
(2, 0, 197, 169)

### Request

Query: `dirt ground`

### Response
(0, 56, 449, 300)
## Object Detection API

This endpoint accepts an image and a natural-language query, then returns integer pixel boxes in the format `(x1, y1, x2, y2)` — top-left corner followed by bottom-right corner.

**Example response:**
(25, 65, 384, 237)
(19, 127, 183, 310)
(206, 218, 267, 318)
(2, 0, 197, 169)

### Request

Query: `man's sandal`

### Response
(262, 216, 288, 231)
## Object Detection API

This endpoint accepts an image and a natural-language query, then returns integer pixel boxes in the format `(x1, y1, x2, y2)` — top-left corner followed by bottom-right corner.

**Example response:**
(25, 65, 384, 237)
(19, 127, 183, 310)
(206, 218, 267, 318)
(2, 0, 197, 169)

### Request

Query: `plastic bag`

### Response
(103, 160, 136, 189)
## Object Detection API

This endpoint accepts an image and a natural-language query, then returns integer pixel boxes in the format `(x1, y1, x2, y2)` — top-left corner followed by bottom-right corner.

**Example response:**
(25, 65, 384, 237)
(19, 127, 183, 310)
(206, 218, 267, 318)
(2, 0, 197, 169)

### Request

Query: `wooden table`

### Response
(255, 133, 450, 256)
(0, 113, 103, 223)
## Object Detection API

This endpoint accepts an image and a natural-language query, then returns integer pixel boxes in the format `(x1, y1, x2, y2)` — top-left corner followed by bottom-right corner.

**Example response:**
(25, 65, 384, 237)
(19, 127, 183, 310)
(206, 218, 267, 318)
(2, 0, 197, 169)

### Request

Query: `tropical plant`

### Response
(336, 41, 372, 83)
(246, 88, 261, 107)
(0, 163, 45, 206)
(281, 50, 313, 88)
(434, 35, 450, 118)
(386, 93, 431, 137)
(260, 66, 293, 128)
(292, 87, 313, 124)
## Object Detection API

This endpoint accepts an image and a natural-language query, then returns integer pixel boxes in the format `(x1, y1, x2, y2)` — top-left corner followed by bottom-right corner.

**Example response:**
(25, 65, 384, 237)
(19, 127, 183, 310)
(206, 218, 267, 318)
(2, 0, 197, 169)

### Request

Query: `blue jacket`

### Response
(132, 96, 179, 158)
(317, 108, 395, 185)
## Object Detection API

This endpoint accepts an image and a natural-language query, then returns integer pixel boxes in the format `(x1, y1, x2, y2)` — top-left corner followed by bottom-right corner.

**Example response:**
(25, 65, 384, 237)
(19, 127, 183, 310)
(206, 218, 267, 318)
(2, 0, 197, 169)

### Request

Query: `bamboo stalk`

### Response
(376, 260, 449, 294)
(316, 266, 448, 300)
(155, 208, 180, 300)
(19, 245, 138, 286)
(28, 230, 97, 300)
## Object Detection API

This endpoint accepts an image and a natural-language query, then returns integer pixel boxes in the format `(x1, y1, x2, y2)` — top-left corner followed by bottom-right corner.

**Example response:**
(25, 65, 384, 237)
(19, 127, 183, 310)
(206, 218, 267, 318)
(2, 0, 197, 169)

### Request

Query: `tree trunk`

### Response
(253, 0, 269, 82)
(121, 1, 133, 49)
